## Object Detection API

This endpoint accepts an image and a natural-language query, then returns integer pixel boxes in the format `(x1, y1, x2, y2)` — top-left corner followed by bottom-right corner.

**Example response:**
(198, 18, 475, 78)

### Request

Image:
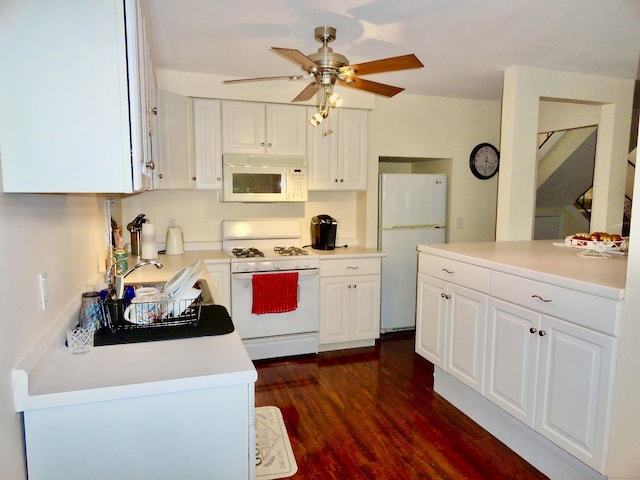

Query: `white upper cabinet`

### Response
(0, 0, 154, 193)
(156, 91, 195, 190)
(193, 99, 223, 190)
(307, 108, 368, 190)
(222, 101, 306, 156)
(156, 94, 223, 191)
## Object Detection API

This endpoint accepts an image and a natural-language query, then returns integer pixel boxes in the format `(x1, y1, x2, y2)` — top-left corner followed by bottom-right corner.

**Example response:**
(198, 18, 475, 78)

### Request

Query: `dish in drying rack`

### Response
(163, 261, 202, 299)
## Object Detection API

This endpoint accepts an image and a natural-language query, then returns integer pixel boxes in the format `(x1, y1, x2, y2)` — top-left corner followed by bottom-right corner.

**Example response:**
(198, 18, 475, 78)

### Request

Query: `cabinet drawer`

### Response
(320, 258, 381, 277)
(490, 271, 618, 335)
(419, 254, 489, 293)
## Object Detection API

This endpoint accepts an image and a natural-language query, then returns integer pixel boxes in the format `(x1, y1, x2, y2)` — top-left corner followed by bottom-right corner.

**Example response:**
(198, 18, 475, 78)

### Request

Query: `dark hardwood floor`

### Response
(254, 332, 549, 480)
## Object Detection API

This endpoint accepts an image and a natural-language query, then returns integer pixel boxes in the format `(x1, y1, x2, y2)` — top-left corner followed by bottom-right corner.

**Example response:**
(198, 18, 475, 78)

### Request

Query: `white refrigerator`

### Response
(378, 173, 447, 332)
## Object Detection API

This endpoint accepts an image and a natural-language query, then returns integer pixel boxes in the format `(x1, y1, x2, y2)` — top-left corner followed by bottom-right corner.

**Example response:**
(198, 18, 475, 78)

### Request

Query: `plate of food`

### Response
(564, 232, 627, 257)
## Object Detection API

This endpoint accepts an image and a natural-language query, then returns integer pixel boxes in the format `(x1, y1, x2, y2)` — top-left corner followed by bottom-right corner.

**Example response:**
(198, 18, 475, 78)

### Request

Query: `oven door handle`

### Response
(232, 270, 319, 280)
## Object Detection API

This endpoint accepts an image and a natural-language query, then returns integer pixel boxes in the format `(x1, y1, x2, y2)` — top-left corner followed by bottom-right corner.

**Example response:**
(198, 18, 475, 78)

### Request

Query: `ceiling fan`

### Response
(223, 26, 424, 125)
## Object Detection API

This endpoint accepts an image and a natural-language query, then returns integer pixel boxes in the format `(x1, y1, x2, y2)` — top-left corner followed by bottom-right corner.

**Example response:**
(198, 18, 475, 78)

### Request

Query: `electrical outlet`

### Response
(38, 273, 49, 310)
(456, 217, 464, 229)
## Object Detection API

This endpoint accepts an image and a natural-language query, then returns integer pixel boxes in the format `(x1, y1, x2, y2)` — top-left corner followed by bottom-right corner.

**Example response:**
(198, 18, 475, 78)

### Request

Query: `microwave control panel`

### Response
(287, 167, 308, 202)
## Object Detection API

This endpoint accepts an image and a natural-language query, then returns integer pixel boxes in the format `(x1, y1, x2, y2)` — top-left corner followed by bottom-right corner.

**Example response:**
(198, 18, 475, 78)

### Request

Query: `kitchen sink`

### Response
(93, 304, 235, 346)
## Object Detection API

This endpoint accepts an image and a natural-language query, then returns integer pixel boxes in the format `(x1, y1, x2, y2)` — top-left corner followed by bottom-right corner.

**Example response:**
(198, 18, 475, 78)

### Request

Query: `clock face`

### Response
(470, 143, 499, 180)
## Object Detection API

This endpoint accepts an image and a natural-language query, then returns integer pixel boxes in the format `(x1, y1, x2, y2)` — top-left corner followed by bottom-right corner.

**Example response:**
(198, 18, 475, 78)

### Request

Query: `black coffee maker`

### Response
(311, 215, 337, 250)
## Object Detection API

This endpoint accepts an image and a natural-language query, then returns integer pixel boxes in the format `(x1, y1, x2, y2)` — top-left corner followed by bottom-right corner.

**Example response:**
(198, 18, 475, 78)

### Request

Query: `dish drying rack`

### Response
(103, 283, 203, 331)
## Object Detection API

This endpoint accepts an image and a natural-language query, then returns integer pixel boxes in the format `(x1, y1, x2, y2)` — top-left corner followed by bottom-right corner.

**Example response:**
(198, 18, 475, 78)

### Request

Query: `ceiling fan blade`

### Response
(222, 75, 305, 84)
(341, 54, 423, 77)
(338, 77, 404, 97)
(292, 81, 318, 102)
(271, 47, 318, 71)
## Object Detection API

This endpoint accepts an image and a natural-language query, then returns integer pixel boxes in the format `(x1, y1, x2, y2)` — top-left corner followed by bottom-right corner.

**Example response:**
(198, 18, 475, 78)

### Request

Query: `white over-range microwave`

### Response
(222, 154, 308, 203)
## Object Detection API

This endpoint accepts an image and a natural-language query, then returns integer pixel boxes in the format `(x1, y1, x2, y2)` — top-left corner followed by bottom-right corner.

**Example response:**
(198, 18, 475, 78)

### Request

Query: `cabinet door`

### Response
(205, 263, 230, 310)
(266, 104, 307, 156)
(486, 299, 540, 427)
(156, 91, 195, 189)
(535, 315, 614, 471)
(222, 101, 265, 154)
(415, 273, 447, 367)
(307, 108, 339, 190)
(350, 275, 381, 341)
(319, 277, 351, 344)
(445, 283, 487, 394)
(193, 99, 223, 190)
(0, 0, 147, 193)
(337, 109, 368, 190)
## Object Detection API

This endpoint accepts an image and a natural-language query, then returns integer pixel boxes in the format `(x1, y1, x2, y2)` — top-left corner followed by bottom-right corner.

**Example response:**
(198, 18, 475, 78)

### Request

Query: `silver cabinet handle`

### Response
(339, 179, 344, 183)
(440, 292, 451, 300)
(346, 266, 359, 270)
(529, 327, 537, 334)
(145, 160, 155, 170)
(441, 268, 454, 274)
(538, 330, 547, 337)
(531, 294, 552, 303)
(260, 142, 265, 147)
(267, 142, 272, 147)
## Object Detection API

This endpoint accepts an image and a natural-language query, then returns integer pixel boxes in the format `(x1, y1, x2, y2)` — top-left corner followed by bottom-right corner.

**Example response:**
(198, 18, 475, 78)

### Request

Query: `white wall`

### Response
(607, 122, 640, 478)
(0, 188, 108, 480)
(497, 66, 634, 241)
(120, 189, 359, 249)
(367, 94, 502, 245)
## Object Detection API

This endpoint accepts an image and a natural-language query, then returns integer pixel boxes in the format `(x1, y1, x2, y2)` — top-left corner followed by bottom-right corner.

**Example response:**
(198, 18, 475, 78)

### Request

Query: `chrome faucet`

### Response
(107, 259, 163, 299)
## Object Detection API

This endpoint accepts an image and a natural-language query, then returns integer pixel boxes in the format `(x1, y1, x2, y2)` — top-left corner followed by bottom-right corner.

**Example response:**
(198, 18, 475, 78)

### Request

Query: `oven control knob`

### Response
(274, 263, 281, 270)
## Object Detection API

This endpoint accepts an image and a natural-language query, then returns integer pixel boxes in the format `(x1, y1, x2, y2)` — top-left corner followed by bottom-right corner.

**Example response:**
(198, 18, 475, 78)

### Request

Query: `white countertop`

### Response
(14, 248, 256, 413)
(14, 330, 256, 412)
(418, 240, 627, 300)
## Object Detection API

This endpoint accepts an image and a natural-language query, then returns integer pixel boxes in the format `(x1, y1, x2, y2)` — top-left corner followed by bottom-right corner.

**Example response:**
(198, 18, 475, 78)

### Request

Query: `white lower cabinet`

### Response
(416, 274, 447, 367)
(535, 314, 613, 470)
(319, 258, 381, 351)
(205, 261, 230, 311)
(415, 255, 488, 394)
(417, 250, 618, 476)
(487, 297, 614, 470)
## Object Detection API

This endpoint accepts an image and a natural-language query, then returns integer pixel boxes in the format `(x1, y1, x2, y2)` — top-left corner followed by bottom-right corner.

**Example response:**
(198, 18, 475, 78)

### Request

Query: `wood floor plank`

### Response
(254, 332, 549, 479)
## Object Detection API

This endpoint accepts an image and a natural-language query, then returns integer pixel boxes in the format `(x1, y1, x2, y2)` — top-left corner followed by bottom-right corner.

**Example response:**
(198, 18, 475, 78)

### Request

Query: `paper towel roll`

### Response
(141, 223, 157, 260)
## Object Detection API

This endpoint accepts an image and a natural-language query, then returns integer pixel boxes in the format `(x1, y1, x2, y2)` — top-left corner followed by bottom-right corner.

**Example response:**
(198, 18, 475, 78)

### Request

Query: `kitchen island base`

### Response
(434, 367, 604, 480)
(23, 384, 254, 480)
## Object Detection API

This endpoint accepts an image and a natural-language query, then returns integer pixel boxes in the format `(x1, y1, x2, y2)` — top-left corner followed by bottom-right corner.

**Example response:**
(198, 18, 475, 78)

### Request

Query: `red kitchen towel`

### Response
(252, 272, 299, 315)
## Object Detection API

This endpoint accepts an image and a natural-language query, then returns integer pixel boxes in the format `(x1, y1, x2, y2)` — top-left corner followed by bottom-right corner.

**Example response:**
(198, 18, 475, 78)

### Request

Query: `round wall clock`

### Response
(469, 143, 500, 180)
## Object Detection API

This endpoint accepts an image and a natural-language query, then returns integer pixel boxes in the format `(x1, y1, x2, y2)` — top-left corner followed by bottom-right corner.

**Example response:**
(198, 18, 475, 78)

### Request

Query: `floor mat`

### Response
(255, 406, 298, 479)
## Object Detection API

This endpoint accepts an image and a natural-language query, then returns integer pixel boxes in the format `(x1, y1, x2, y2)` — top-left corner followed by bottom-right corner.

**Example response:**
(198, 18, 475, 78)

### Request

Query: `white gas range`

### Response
(222, 219, 320, 360)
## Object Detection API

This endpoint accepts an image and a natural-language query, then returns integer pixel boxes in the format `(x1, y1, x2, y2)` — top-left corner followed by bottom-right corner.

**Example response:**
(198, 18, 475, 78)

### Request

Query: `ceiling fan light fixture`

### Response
(309, 111, 324, 127)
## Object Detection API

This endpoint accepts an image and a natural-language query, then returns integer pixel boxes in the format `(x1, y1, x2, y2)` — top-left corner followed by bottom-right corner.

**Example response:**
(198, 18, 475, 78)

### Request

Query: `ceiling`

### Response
(145, 0, 640, 101)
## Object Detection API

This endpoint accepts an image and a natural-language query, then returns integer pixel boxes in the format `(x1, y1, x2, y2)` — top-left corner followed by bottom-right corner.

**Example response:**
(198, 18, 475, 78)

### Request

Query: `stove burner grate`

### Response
(274, 246, 309, 256)
(232, 247, 265, 258)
